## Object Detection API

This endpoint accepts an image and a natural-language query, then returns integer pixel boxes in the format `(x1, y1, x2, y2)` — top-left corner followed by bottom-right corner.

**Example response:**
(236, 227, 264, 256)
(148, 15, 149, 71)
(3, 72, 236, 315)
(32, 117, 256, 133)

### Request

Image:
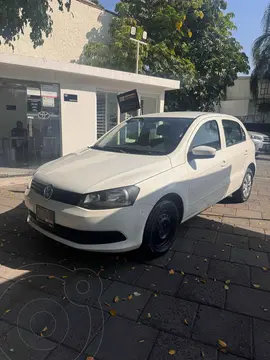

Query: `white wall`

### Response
(0, 0, 112, 63)
(218, 99, 250, 117)
(60, 84, 97, 154)
(226, 77, 251, 100)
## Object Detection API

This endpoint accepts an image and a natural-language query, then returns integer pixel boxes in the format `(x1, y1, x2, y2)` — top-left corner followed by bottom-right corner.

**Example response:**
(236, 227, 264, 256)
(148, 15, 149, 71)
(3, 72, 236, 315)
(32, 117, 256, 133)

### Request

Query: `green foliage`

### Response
(251, 2, 270, 99)
(79, 0, 249, 110)
(0, 0, 71, 48)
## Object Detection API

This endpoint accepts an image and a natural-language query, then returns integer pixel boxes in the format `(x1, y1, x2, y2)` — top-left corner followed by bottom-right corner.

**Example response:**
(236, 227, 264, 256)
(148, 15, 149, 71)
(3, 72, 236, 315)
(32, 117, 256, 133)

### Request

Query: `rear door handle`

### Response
(221, 160, 227, 167)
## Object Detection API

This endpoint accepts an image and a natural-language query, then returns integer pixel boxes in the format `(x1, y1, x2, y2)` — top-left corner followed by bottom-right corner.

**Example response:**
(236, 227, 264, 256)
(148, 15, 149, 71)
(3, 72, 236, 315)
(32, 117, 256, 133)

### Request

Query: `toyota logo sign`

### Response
(38, 111, 50, 120)
(43, 185, 54, 200)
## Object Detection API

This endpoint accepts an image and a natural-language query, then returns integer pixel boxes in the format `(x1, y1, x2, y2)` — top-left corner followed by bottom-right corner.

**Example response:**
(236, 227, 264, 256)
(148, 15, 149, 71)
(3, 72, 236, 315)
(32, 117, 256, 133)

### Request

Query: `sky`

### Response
(100, 0, 269, 70)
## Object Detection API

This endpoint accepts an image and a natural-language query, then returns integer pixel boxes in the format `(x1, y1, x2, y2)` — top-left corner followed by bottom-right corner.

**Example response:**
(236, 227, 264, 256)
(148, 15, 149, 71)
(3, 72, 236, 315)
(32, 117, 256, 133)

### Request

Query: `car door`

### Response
(221, 119, 247, 195)
(186, 118, 230, 217)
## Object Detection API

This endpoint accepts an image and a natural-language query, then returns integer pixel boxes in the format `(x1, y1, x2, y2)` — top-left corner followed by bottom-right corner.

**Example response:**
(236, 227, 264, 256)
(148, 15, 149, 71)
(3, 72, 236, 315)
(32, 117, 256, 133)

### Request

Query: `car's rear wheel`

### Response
(140, 199, 179, 257)
(232, 168, 254, 203)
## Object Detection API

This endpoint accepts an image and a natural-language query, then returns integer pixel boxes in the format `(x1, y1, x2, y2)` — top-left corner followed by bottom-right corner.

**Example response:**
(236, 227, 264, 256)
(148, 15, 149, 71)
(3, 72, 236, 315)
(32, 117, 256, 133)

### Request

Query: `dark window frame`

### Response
(260, 81, 270, 96)
(222, 119, 246, 148)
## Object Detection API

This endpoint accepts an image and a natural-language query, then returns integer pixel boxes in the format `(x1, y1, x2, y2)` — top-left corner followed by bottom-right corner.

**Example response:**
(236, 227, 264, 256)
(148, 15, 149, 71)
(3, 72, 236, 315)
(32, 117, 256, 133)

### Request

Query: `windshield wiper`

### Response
(91, 145, 127, 153)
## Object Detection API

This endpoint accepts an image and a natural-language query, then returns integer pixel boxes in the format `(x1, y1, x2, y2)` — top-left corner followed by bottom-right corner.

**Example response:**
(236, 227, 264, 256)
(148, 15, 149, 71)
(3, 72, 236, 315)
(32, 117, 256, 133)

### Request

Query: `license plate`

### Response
(36, 205, 55, 228)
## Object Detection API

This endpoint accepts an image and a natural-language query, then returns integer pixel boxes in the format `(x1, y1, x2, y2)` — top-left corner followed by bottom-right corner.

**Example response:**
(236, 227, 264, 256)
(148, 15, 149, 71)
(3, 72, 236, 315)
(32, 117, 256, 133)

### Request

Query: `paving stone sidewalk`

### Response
(0, 156, 270, 360)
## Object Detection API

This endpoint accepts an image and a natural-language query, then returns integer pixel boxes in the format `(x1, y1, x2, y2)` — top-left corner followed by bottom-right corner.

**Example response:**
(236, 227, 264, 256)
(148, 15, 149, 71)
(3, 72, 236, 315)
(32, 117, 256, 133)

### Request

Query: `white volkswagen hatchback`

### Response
(25, 112, 256, 256)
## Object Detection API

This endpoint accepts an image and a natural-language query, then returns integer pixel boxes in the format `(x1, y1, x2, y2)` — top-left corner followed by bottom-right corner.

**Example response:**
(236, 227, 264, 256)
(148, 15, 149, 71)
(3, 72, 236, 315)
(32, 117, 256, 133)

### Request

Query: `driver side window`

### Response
(190, 120, 221, 151)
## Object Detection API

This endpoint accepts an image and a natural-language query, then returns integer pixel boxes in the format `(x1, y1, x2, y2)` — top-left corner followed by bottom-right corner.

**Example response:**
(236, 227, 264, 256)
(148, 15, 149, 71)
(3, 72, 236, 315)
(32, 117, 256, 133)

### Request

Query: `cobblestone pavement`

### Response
(0, 156, 270, 360)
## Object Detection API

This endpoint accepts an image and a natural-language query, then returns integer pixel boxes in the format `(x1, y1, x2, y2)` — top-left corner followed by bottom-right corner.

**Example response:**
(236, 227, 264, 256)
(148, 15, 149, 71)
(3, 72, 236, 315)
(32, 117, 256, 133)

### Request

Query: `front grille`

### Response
(263, 136, 270, 142)
(29, 211, 126, 244)
(31, 180, 82, 206)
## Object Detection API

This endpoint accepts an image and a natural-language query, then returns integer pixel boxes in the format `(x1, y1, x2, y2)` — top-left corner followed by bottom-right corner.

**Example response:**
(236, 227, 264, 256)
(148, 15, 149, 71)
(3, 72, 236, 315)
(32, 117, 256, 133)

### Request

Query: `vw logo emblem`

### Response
(43, 185, 53, 200)
(38, 111, 50, 120)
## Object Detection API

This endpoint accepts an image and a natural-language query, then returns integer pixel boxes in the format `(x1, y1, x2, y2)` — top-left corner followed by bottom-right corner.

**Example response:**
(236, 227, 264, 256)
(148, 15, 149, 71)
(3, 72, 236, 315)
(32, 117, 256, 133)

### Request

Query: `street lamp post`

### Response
(130, 27, 147, 74)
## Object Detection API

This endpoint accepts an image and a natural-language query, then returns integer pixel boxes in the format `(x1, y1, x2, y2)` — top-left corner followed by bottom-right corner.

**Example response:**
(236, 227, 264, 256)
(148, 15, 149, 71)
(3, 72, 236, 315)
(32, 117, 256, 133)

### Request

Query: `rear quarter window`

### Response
(222, 120, 246, 147)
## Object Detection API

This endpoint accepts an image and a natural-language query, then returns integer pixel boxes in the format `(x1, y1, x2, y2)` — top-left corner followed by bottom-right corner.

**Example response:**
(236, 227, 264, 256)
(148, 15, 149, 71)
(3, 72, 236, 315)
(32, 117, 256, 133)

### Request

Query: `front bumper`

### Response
(24, 189, 153, 252)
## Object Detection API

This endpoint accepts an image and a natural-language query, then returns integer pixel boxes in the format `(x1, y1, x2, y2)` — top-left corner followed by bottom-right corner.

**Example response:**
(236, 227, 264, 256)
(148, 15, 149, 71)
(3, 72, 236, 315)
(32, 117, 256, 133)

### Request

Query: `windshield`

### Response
(92, 117, 194, 156)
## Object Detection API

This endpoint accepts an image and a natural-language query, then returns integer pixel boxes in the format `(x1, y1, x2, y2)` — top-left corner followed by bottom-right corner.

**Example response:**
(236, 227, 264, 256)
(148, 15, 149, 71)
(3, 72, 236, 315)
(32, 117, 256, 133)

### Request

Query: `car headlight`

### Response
(250, 135, 262, 140)
(80, 186, 140, 210)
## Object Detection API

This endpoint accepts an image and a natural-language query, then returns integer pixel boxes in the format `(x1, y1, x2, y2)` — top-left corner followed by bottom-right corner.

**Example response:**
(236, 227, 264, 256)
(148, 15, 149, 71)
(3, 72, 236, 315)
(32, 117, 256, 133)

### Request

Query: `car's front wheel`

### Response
(232, 168, 254, 203)
(141, 199, 180, 257)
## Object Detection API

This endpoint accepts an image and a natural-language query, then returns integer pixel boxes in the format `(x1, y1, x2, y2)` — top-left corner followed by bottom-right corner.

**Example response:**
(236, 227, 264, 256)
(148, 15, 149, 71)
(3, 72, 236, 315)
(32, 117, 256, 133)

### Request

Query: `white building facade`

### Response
(0, 53, 179, 168)
(0, 1, 180, 169)
(217, 76, 270, 125)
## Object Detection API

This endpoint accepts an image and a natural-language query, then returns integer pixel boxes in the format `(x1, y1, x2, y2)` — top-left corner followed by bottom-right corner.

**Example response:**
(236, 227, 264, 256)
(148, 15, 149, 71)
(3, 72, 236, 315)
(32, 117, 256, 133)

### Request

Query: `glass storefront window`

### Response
(96, 91, 159, 138)
(96, 91, 118, 138)
(0, 78, 61, 169)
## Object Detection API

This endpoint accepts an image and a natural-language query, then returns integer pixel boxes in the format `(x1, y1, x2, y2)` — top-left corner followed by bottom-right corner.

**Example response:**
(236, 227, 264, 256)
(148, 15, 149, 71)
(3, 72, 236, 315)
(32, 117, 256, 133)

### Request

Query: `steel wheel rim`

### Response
(152, 212, 175, 250)
(243, 173, 252, 198)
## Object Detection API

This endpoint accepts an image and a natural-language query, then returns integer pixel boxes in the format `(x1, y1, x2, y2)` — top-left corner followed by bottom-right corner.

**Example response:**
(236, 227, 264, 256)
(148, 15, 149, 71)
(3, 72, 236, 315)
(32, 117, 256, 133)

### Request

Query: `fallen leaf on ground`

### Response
(104, 302, 110, 307)
(184, 319, 189, 325)
(200, 279, 207, 284)
(253, 284, 261, 289)
(133, 292, 141, 297)
(262, 267, 268, 271)
(168, 349, 176, 355)
(224, 285, 229, 290)
(169, 269, 175, 275)
(47, 276, 55, 279)
(131, 267, 136, 270)
(180, 271, 185, 276)
(217, 340, 227, 348)
(225, 280, 231, 285)
(109, 309, 117, 316)
(128, 295, 133, 300)
(147, 313, 151, 319)
(154, 293, 158, 297)
(40, 326, 48, 337)
(61, 276, 68, 279)
(224, 243, 233, 247)
(113, 296, 120, 303)
(86, 357, 95, 360)
(204, 259, 208, 262)
(4, 309, 10, 315)
(138, 340, 145, 343)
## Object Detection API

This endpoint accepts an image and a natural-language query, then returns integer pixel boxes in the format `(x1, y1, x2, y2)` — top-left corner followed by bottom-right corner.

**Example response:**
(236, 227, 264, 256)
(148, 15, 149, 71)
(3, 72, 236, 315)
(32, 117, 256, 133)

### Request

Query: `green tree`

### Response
(0, 0, 71, 48)
(79, 0, 249, 111)
(250, 3, 270, 99)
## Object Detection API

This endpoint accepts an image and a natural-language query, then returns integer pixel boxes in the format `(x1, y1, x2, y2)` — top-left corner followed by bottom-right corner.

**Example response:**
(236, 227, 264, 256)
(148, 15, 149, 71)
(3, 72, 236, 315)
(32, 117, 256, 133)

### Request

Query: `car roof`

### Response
(136, 111, 237, 119)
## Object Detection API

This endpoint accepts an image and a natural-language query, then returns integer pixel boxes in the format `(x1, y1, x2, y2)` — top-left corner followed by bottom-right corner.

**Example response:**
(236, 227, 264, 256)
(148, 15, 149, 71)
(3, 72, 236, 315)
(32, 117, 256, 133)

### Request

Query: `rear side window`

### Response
(190, 120, 221, 151)
(222, 120, 246, 147)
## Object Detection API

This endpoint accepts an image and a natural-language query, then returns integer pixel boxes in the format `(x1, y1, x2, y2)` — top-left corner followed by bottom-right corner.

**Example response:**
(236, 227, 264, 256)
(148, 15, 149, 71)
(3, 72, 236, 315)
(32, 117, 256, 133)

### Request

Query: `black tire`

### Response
(232, 168, 254, 203)
(140, 199, 180, 257)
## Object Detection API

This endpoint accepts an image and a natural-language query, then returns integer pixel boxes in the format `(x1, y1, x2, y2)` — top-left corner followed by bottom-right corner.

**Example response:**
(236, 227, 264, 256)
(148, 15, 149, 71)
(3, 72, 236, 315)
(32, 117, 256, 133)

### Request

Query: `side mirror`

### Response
(191, 145, 217, 158)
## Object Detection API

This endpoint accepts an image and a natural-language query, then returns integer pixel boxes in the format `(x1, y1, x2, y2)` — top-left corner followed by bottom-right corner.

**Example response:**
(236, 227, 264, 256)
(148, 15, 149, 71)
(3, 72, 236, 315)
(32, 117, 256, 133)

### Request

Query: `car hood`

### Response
(248, 131, 265, 137)
(34, 147, 172, 193)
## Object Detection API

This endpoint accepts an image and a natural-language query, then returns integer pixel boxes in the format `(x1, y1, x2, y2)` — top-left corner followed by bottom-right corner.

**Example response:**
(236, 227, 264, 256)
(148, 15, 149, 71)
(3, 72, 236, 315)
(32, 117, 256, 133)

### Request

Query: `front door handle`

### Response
(221, 160, 227, 167)
(244, 150, 248, 155)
